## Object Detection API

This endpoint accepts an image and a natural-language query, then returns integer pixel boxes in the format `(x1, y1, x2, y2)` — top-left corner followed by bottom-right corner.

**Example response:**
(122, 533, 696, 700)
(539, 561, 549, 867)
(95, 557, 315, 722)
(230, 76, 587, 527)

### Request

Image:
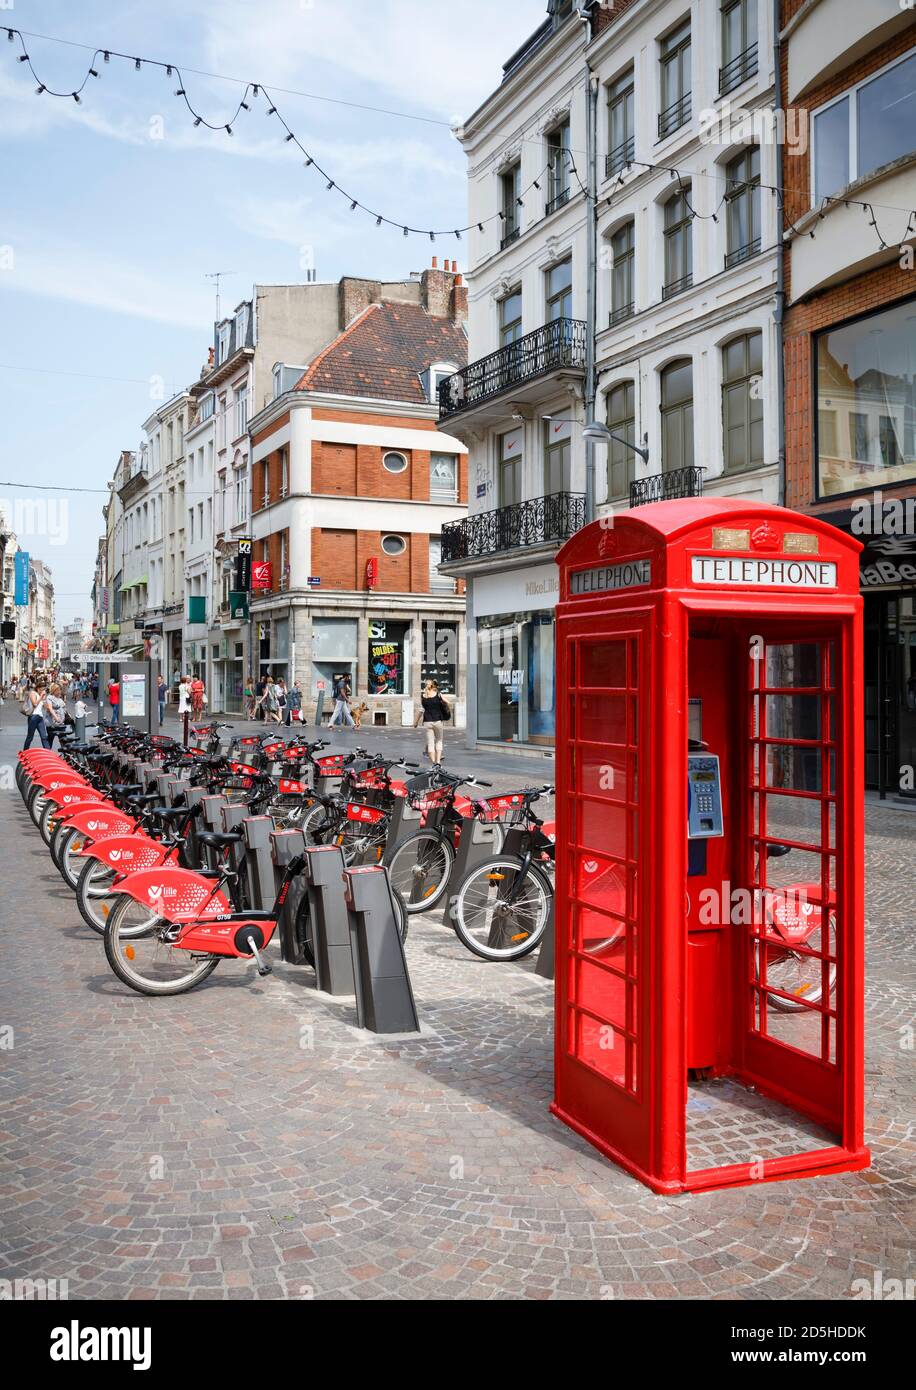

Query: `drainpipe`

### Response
(584, 52, 599, 524)
(773, 0, 787, 508)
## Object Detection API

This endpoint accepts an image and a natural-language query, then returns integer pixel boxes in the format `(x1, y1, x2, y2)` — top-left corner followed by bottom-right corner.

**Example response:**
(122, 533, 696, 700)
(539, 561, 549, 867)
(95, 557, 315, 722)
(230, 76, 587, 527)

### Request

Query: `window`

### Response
(724, 147, 761, 267)
(547, 119, 571, 214)
(501, 163, 521, 247)
(498, 428, 522, 507)
(280, 447, 289, 497)
(217, 323, 231, 365)
(663, 188, 693, 297)
(382, 534, 406, 556)
(660, 359, 694, 473)
(235, 468, 248, 524)
(235, 386, 248, 439)
(427, 363, 458, 405)
(816, 299, 916, 497)
(235, 304, 249, 345)
(368, 619, 410, 695)
(607, 69, 635, 177)
(544, 421, 571, 495)
(499, 288, 523, 346)
(199, 394, 215, 422)
(719, 0, 757, 97)
(428, 539, 455, 594)
(383, 451, 408, 473)
(606, 381, 636, 499)
(477, 612, 556, 745)
(610, 221, 635, 323)
(722, 332, 764, 472)
(546, 258, 573, 322)
(659, 19, 691, 138)
(430, 453, 458, 500)
(814, 51, 916, 200)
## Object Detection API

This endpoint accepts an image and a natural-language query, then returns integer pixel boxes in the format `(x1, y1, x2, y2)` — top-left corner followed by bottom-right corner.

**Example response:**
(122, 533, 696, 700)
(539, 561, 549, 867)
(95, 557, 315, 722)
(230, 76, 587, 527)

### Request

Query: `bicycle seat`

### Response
(111, 782, 144, 796)
(196, 830, 244, 850)
(87, 750, 115, 762)
(151, 806, 193, 823)
(129, 791, 162, 806)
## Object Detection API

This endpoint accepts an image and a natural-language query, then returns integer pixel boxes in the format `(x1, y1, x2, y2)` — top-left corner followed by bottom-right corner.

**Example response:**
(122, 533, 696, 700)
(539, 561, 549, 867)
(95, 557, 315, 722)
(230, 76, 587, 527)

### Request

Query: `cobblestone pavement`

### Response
(0, 724, 913, 1301)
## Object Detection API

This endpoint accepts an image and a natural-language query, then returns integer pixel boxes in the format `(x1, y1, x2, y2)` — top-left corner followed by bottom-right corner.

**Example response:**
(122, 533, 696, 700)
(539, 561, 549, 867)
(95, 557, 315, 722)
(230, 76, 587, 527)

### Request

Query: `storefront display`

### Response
(477, 610, 555, 745)
(368, 619, 409, 695)
(420, 622, 458, 695)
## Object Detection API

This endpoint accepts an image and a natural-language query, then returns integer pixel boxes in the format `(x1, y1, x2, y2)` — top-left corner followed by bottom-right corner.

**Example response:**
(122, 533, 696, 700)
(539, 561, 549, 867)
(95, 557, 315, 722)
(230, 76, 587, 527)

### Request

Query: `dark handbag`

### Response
(439, 697, 451, 722)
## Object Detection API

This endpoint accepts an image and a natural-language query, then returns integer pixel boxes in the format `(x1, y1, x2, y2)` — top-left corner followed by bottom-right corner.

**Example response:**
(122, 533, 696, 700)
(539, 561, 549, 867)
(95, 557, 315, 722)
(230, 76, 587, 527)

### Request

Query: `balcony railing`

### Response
(500, 225, 521, 251)
(662, 272, 693, 300)
(609, 301, 635, 326)
(438, 318, 587, 419)
(724, 237, 761, 269)
(440, 492, 585, 563)
(546, 186, 571, 216)
(606, 136, 635, 179)
(658, 92, 691, 139)
(629, 466, 704, 508)
(718, 43, 758, 98)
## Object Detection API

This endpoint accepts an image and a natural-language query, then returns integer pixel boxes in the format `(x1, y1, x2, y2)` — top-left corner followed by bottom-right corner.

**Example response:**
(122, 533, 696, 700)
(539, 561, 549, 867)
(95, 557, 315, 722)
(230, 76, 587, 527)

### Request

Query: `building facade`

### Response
(781, 0, 916, 795)
(439, 0, 782, 751)
(248, 264, 469, 725)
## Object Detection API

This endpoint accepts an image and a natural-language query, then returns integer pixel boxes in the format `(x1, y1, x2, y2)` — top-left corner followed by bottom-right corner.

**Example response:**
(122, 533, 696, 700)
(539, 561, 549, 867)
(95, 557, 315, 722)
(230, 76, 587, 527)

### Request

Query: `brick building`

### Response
(781, 0, 916, 794)
(247, 263, 470, 726)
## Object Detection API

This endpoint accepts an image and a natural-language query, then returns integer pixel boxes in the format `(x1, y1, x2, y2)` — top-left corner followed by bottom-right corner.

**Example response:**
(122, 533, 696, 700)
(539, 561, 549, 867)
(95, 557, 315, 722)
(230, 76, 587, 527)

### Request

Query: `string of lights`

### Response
(5, 24, 914, 250)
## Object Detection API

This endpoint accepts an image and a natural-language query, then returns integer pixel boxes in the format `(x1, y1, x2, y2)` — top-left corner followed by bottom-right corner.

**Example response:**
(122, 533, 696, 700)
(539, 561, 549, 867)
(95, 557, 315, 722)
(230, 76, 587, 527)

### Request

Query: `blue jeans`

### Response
(329, 699, 354, 727)
(158, 699, 165, 725)
(23, 714, 49, 749)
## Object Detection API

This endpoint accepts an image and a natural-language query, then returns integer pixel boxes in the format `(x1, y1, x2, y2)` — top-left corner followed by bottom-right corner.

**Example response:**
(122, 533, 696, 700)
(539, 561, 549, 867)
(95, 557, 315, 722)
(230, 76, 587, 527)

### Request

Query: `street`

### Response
(1, 716, 913, 1301)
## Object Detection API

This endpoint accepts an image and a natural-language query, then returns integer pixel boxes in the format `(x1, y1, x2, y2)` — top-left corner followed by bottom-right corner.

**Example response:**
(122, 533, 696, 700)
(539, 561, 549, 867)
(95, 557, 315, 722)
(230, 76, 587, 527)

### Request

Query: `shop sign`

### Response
(252, 561, 272, 591)
(366, 558, 378, 589)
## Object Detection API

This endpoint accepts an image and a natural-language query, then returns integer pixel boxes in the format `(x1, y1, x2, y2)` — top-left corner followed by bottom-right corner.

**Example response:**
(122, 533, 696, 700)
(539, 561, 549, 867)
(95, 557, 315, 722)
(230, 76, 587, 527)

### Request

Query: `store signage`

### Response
(570, 559, 652, 596)
(229, 591, 249, 620)
(251, 561, 272, 591)
(691, 556, 837, 589)
(14, 551, 29, 606)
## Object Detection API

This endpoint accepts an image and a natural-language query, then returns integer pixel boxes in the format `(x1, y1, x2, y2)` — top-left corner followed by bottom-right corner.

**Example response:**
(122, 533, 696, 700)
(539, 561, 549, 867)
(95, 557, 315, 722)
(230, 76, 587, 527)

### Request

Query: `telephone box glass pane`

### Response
(579, 691, 627, 743)
(580, 639, 627, 688)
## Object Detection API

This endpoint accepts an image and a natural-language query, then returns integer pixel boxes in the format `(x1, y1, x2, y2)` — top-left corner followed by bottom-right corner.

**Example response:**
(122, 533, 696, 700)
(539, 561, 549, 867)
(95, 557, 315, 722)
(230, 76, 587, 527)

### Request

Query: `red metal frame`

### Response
(551, 500, 869, 1194)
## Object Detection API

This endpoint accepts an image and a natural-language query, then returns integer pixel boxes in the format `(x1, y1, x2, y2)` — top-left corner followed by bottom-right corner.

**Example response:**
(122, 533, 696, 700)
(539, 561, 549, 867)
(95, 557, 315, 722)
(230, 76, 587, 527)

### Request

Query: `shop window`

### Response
(368, 619, 410, 695)
(816, 299, 916, 497)
(421, 621, 458, 694)
(477, 611, 555, 745)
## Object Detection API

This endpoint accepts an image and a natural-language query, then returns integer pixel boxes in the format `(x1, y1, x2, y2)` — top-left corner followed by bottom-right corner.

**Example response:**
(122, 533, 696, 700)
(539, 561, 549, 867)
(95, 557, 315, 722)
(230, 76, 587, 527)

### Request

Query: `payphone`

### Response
(551, 498, 869, 1194)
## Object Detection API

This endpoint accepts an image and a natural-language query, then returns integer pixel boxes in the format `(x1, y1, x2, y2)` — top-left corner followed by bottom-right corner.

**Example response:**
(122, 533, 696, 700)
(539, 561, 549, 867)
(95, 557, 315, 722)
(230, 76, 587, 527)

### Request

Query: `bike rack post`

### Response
(241, 816, 275, 911)
(344, 865, 420, 1034)
(535, 900, 555, 980)
(438, 816, 504, 929)
(302, 845, 355, 995)
(270, 829, 310, 966)
(201, 795, 229, 833)
(182, 785, 207, 864)
(381, 797, 423, 863)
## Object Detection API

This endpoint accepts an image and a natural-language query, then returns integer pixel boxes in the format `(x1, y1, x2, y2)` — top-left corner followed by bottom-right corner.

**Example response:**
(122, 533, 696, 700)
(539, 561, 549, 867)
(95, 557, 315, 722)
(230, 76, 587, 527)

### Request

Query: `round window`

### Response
(382, 535, 406, 556)
(382, 451, 408, 473)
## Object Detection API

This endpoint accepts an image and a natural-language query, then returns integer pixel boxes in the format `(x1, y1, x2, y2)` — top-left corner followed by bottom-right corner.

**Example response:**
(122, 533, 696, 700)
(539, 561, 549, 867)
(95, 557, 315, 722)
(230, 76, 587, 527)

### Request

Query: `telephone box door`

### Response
(554, 612, 661, 1182)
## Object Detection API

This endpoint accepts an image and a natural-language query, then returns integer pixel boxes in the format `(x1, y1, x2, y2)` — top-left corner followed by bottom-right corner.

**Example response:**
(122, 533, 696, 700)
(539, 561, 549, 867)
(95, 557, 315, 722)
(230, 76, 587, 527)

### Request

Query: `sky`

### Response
(1, 0, 548, 624)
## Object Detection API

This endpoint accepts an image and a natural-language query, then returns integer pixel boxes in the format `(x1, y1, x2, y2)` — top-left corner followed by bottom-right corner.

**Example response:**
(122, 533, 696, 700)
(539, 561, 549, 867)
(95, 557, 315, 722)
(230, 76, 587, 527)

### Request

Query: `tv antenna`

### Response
(205, 270, 238, 322)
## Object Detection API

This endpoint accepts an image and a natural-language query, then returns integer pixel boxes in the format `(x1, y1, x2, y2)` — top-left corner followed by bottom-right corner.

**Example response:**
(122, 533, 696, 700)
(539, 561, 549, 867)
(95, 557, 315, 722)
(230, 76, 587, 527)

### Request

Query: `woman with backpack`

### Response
(415, 679, 451, 766)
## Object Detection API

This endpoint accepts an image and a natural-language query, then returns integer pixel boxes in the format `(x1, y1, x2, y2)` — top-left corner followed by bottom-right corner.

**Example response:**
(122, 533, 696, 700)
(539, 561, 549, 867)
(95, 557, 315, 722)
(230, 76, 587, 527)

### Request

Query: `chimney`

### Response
(421, 259, 466, 324)
(338, 276, 383, 329)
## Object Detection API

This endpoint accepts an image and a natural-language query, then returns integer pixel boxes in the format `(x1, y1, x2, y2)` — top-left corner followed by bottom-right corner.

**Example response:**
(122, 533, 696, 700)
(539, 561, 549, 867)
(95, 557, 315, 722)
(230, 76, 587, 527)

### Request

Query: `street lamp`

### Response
(544, 415, 650, 522)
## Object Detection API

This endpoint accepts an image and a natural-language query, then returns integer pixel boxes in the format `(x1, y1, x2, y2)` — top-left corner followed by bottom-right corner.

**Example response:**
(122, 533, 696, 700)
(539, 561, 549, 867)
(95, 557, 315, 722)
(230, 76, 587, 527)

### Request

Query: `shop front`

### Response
(810, 294, 916, 797)
(471, 562, 559, 748)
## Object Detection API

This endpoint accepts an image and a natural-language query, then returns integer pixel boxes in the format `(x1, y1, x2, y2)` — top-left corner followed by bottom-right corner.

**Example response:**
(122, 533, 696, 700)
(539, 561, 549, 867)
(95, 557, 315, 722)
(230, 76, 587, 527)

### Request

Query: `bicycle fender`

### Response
(108, 867, 232, 922)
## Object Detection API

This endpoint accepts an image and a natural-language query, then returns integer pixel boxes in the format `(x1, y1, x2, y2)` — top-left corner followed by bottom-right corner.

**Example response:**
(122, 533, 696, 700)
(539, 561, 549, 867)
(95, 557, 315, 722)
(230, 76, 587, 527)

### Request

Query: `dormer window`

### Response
(425, 362, 460, 406)
(235, 304, 249, 345)
(216, 322, 231, 365)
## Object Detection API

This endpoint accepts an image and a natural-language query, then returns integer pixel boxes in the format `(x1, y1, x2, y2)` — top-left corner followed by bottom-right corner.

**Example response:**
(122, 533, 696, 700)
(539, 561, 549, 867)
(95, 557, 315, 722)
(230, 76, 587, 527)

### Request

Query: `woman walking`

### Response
(285, 679, 302, 726)
(22, 679, 50, 750)
(44, 682, 67, 748)
(415, 679, 450, 766)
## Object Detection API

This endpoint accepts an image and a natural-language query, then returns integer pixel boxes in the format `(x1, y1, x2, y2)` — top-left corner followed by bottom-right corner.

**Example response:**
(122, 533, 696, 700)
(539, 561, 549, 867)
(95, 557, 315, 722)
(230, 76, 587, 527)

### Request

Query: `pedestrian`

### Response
(107, 674, 120, 724)
(265, 678, 282, 725)
(22, 678, 50, 750)
(177, 674, 191, 719)
(44, 682, 67, 748)
(275, 677, 288, 724)
(190, 674, 205, 719)
(328, 672, 354, 728)
(254, 674, 268, 721)
(415, 679, 451, 766)
(286, 679, 302, 726)
(244, 674, 256, 721)
(156, 672, 167, 726)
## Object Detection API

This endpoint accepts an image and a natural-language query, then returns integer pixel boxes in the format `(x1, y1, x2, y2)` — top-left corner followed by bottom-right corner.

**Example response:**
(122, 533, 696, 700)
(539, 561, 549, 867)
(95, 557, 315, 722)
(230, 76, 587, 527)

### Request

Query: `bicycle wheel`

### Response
(452, 856, 552, 961)
(27, 783, 48, 827)
(759, 912, 837, 1013)
(39, 796, 64, 846)
(104, 897, 220, 996)
(387, 830, 454, 913)
(299, 801, 335, 847)
(75, 856, 119, 935)
(57, 825, 93, 891)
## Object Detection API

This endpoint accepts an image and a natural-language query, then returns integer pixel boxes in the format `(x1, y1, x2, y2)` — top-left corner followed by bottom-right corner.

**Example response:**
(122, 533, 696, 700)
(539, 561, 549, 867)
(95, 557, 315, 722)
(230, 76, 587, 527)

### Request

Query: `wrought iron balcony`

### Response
(629, 466, 704, 508)
(438, 318, 587, 420)
(609, 301, 635, 326)
(500, 225, 521, 251)
(440, 492, 586, 563)
(724, 236, 761, 269)
(662, 272, 693, 300)
(718, 44, 758, 98)
(658, 92, 691, 139)
(546, 186, 571, 216)
(606, 136, 635, 179)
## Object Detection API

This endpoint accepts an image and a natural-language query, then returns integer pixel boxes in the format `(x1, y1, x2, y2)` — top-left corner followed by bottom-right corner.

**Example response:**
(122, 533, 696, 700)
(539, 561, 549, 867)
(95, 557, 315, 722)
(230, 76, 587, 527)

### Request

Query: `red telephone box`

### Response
(552, 499, 869, 1193)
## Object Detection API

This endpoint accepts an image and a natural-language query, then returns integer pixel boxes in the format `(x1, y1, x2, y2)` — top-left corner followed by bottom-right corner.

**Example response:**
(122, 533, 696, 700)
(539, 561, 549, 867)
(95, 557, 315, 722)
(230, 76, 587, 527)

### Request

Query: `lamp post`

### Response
(544, 416, 649, 521)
